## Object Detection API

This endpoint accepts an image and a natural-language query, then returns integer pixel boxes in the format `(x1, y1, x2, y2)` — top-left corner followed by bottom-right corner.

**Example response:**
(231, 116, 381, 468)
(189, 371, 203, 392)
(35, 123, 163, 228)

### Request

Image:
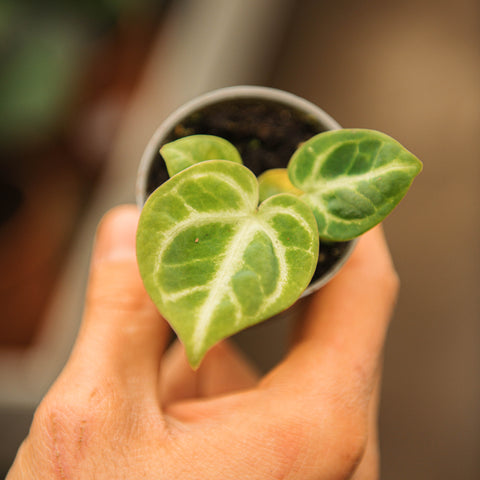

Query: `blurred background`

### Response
(0, 0, 478, 478)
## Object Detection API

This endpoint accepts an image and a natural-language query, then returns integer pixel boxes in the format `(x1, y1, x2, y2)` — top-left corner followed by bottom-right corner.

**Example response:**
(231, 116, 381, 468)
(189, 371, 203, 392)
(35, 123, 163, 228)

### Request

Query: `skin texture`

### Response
(7, 205, 399, 480)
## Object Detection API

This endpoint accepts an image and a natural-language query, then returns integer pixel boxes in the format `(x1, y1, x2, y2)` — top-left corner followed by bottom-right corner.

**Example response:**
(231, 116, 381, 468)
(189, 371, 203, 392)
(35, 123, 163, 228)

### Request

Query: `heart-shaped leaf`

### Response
(160, 134, 242, 177)
(136, 160, 319, 368)
(258, 168, 303, 203)
(288, 129, 423, 241)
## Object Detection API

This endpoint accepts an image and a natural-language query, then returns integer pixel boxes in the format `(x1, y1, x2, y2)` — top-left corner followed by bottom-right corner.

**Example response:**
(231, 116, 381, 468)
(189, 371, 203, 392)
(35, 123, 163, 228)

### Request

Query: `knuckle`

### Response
(326, 397, 369, 474)
(29, 382, 132, 476)
(30, 403, 94, 476)
(34, 389, 111, 442)
(29, 378, 167, 477)
(285, 397, 368, 479)
(316, 420, 367, 479)
(333, 421, 367, 475)
(258, 406, 368, 480)
(246, 418, 306, 480)
(34, 382, 122, 446)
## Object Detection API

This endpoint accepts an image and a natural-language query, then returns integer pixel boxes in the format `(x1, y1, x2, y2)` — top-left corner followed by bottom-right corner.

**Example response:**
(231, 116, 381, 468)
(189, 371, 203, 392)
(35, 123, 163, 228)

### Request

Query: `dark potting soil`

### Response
(145, 98, 351, 284)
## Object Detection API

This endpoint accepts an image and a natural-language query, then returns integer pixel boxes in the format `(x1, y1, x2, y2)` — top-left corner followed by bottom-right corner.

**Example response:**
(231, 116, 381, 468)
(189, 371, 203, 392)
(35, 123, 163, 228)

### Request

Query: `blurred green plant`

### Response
(0, 0, 168, 147)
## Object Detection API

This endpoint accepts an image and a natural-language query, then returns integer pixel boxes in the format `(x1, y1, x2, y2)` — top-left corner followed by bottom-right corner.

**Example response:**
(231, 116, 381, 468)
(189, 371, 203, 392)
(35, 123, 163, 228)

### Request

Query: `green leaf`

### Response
(160, 134, 242, 177)
(136, 160, 318, 368)
(258, 168, 303, 203)
(288, 129, 423, 241)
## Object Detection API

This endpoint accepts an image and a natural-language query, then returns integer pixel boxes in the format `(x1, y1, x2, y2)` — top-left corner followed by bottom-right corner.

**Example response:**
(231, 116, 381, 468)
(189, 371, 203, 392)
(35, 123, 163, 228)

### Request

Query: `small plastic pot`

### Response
(136, 86, 359, 369)
(136, 85, 357, 297)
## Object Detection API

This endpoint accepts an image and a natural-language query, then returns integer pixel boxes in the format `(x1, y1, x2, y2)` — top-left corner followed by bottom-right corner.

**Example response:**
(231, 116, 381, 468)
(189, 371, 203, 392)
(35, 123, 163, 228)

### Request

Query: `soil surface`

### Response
(145, 98, 351, 284)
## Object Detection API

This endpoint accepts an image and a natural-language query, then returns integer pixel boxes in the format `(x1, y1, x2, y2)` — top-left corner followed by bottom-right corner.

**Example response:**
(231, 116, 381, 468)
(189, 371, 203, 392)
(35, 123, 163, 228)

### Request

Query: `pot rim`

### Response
(136, 85, 357, 295)
(136, 85, 344, 207)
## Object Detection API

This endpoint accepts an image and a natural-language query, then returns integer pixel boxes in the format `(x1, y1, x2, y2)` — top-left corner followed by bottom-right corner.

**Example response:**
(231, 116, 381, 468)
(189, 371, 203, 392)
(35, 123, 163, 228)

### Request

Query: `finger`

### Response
(163, 230, 395, 479)
(65, 205, 171, 393)
(160, 339, 259, 406)
(263, 226, 399, 400)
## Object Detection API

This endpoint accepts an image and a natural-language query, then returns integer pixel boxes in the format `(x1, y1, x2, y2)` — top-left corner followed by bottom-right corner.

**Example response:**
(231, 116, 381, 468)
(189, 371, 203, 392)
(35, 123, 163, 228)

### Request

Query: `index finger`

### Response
(262, 226, 399, 400)
(163, 228, 398, 479)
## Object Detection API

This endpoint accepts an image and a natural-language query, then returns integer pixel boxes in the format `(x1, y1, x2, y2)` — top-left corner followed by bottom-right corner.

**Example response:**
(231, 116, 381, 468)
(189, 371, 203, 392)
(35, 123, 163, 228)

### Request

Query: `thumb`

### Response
(65, 205, 171, 392)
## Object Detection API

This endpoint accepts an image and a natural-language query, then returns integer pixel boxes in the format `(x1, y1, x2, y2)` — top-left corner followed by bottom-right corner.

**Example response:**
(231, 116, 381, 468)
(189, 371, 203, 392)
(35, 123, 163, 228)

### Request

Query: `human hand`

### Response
(7, 205, 398, 479)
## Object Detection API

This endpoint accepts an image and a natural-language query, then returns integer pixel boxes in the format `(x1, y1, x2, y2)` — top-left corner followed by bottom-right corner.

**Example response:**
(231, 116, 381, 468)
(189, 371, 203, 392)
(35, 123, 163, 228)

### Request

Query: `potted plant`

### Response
(135, 86, 422, 368)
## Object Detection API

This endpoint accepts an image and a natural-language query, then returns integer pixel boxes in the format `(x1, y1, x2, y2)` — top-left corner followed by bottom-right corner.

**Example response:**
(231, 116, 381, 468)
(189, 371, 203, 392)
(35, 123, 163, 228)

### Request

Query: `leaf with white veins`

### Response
(136, 160, 319, 368)
(288, 129, 422, 241)
(160, 134, 242, 177)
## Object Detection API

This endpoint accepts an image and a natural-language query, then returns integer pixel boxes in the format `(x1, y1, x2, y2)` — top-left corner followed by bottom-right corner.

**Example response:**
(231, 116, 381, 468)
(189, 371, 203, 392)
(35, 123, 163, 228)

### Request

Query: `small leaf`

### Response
(258, 168, 303, 203)
(288, 129, 422, 241)
(137, 160, 318, 368)
(160, 134, 242, 177)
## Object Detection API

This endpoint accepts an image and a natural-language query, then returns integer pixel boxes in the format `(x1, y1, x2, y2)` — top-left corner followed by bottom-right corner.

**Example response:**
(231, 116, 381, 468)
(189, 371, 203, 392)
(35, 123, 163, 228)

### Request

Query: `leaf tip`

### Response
(185, 345, 206, 370)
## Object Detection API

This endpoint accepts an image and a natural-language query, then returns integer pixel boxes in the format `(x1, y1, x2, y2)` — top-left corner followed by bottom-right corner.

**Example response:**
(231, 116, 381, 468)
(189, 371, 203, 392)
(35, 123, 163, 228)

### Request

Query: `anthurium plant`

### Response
(136, 130, 422, 367)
